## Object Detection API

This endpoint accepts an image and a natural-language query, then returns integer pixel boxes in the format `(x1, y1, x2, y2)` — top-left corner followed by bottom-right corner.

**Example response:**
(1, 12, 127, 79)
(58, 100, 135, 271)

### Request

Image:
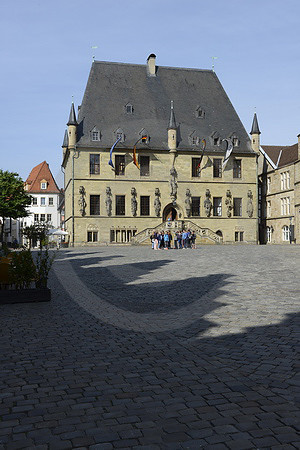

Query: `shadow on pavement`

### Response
(0, 252, 298, 449)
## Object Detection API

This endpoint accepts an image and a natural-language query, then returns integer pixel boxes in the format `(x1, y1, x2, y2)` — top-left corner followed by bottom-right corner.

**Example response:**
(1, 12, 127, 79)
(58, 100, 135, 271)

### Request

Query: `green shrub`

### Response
(35, 248, 56, 289)
(9, 249, 36, 289)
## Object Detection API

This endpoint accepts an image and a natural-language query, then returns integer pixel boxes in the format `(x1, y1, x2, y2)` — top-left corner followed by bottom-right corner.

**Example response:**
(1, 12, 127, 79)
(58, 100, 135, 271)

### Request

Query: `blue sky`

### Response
(1, 0, 299, 185)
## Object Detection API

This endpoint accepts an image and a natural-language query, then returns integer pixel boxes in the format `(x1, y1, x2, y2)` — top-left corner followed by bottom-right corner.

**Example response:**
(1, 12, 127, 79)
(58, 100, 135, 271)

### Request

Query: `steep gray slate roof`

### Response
(76, 60, 253, 154)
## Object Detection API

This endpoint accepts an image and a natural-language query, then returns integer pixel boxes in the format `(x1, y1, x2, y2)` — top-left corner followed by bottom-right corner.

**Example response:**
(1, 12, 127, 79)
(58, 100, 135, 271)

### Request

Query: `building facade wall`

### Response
(259, 159, 298, 244)
(22, 193, 61, 229)
(64, 148, 258, 245)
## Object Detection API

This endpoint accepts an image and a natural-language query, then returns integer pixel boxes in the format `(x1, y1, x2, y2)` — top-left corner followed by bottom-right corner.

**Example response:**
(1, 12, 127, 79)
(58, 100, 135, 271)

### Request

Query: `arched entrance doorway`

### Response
(162, 204, 178, 221)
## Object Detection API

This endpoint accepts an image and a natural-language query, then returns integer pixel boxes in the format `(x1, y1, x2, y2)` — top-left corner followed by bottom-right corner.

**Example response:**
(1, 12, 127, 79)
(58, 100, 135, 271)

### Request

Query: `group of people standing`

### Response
(150, 230, 197, 250)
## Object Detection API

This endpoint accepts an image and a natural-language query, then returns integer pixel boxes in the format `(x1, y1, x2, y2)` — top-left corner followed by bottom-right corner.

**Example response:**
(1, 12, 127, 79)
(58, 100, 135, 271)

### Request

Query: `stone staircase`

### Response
(131, 220, 223, 245)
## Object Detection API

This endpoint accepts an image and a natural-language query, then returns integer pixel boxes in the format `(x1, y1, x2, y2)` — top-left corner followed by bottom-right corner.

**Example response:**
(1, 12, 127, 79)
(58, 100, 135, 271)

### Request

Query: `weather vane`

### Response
(91, 46, 98, 61)
(211, 56, 218, 72)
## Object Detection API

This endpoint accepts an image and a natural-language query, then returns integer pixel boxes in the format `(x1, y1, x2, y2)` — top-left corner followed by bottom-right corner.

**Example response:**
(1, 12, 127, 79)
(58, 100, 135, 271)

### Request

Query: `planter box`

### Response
(0, 288, 51, 305)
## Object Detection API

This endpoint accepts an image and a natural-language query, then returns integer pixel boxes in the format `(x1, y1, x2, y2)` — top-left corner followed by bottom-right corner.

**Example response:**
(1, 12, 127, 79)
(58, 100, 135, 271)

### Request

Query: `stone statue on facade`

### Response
(78, 186, 86, 216)
(105, 187, 112, 216)
(154, 188, 161, 217)
(131, 187, 137, 216)
(204, 189, 212, 217)
(225, 189, 233, 218)
(185, 188, 192, 217)
(169, 167, 178, 205)
(247, 190, 254, 218)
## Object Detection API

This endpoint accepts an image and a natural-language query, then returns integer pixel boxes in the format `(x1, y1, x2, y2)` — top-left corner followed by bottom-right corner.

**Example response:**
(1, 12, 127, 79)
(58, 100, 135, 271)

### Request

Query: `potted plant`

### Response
(0, 248, 55, 305)
(0, 221, 57, 304)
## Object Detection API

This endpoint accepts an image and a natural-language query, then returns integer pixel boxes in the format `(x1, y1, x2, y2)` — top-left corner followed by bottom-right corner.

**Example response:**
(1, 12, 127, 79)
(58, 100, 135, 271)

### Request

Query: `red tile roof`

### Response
(278, 144, 298, 167)
(25, 161, 60, 194)
(261, 144, 298, 168)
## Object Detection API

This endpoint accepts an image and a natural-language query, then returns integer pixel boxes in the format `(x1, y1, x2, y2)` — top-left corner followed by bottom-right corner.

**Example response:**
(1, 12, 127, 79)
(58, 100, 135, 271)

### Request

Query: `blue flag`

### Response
(108, 136, 122, 168)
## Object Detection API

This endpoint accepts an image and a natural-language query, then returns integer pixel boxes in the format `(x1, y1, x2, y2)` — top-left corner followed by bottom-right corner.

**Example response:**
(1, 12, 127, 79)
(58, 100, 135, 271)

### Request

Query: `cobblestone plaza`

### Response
(0, 245, 299, 449)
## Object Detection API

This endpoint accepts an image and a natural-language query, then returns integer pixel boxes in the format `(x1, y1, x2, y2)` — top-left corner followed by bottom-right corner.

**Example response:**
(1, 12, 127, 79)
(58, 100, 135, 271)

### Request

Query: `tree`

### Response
(0, 170, 31, 245)
(22, 222, 50, 249)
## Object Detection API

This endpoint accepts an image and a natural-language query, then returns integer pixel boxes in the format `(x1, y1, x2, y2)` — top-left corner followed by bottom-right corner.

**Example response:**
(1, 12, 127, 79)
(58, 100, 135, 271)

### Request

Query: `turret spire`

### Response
(250, 112, 261, 135)
(168, 100, 177, 129)
(62, 129, 69, 148)
(67, 102, 77, 126)
(168, 100, 177, 152)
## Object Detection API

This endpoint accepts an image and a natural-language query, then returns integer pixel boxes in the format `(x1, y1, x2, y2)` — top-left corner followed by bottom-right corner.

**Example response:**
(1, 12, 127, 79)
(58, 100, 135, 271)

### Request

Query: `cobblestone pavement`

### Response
(0, 245, 299, 449)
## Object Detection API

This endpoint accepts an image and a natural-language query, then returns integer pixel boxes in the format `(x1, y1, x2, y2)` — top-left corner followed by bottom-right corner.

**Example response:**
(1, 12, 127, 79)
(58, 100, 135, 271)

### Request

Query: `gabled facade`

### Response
(257, 117, 300, 244)
(22, 161, 61, 232)
(62, 55, 258, 245)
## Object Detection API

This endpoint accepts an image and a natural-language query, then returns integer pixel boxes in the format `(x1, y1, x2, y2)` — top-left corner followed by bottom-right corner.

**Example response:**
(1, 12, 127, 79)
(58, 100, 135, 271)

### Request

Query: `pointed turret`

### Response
(250, 113, 261, 135)
(168, 101, 177, 152)
(168, 100, 177, 129)
(250, 112, 260, 152)
(67, 102, 77, 126)
(67, 102, 77, 149)
(62, 129, 69, 148)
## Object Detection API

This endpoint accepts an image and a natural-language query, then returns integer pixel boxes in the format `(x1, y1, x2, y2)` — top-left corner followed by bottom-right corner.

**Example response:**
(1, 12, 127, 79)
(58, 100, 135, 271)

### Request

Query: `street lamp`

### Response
(289, 216, 293, 244)
(71, 146, 80, 247)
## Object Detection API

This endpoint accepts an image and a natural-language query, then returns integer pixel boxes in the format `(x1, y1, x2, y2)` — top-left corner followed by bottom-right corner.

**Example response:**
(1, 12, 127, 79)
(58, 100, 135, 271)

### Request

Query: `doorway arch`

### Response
(162, 203, 178, 221)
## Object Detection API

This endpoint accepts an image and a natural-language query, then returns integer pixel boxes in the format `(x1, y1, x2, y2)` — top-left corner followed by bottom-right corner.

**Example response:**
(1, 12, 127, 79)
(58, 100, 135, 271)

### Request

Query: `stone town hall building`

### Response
(62, 54, 258, 245)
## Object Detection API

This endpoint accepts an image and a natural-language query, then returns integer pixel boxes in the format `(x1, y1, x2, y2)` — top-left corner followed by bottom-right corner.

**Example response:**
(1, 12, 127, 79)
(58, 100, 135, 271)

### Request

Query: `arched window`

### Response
(216, 230, 223, 237)
(282, 225, 290, 242)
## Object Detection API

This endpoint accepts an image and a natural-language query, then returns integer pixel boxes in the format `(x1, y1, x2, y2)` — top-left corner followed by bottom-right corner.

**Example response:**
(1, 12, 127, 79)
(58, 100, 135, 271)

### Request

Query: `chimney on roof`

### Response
(147, 53, 156, 76)
(298, 133, 300, 160)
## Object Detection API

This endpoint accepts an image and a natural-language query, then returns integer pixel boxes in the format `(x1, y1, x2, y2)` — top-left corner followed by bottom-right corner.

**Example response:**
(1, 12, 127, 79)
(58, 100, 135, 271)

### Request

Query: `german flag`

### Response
(133, 144, 140, 169)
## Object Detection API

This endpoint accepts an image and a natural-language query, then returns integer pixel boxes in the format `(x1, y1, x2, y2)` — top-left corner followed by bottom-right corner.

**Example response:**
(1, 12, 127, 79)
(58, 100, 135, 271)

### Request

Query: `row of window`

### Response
(267, 225, 292, 242)
(266, 197, 291, 217)
(34, 214, 52, 223)
(87, 230, 244, 243)
(91, 126, 240, 148)
(89, 195, 243, 217)
(87, 229, 138, 243)
(267, 171, 290, 194)
(32, 197, 54, 206)
(90, 154, 242, 178)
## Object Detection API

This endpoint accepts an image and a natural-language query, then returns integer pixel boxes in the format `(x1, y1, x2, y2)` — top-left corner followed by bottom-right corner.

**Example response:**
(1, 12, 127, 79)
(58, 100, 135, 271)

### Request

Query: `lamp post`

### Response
(289, 216, 293, 244)
(71, 146, 79, 247)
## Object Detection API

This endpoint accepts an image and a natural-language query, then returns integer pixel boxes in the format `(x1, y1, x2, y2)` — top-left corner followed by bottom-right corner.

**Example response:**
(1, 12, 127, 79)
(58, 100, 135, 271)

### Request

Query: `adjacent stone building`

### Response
(22, 161, 62, 244)
(256, 115, 300, 244)
(62, 54, 258, 245)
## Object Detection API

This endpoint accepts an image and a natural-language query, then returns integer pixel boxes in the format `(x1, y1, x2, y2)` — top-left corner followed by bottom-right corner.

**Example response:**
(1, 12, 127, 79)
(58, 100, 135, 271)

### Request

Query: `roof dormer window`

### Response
(90, 127, 100, 141)
(115, 128, 125, 142)
(125, 103, 133, 114)
(41, 181, 47, 190)
(211, 132, 221, 146)
(189, 131, 200, 146)
(196, 106, 205, 119)
(139, 128, 150, 144)
(230, 134, 240, 147)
